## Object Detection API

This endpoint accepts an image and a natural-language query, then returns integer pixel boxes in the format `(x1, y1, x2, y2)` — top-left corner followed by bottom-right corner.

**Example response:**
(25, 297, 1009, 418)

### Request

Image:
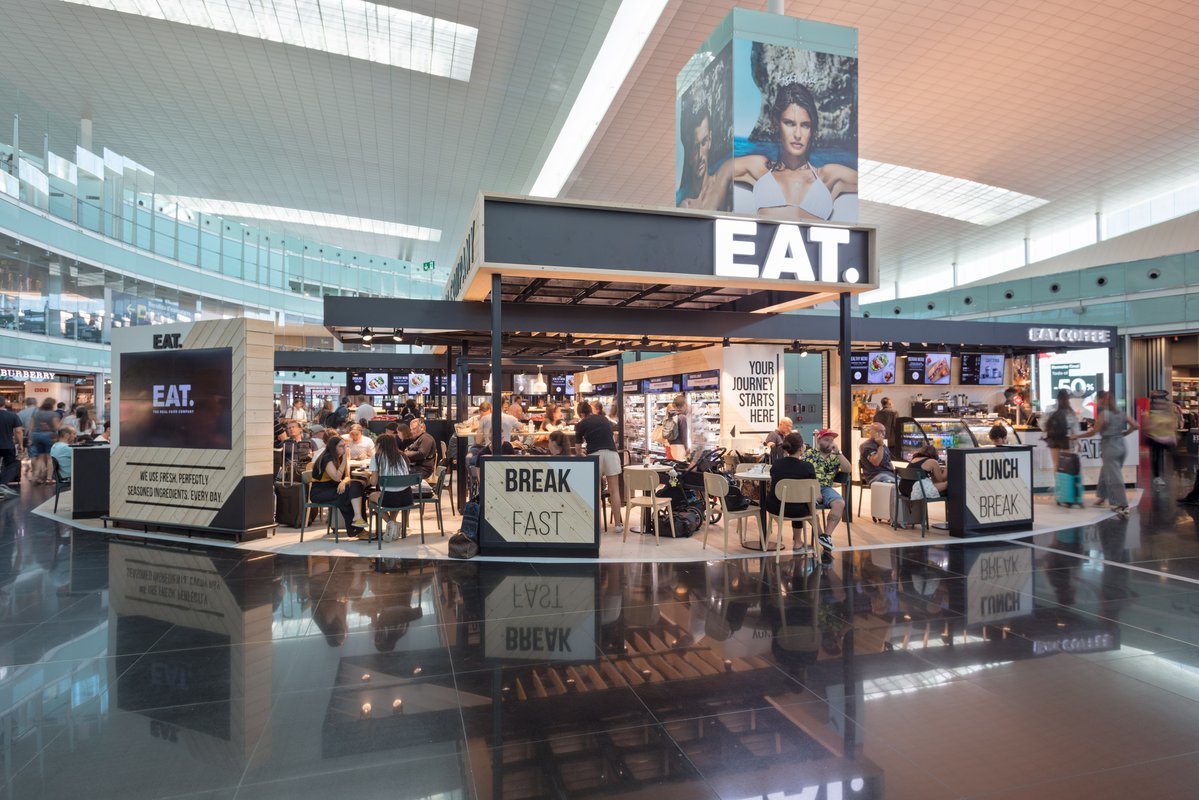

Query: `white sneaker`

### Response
(1153, 477, 1166, 487)
(613, 524, 624, 534)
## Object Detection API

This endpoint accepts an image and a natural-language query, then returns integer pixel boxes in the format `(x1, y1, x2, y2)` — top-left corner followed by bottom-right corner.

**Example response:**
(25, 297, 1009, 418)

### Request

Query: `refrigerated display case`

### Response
(623, 382, 647, 459)
(897, 417, 979, 462)
(963, 417, 1022, 447)
(644, 377, 681, 458)
(683, 370, 721, 454)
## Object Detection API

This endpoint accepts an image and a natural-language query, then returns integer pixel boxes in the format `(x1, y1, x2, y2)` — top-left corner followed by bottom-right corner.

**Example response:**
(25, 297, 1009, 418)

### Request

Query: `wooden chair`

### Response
(702, 472, 761, 554)
(301, 471, 345, 543)
(415, 466, 449, 537)
(368, 473, 423, 550)
(771, 479, 824, 561)
(896, 467, 946, 536)
(622, 467, 675, 545)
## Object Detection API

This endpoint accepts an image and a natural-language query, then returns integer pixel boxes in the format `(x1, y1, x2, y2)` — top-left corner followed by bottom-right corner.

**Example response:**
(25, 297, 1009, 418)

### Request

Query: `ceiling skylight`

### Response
(530, 0, 669, 197)
(162, 196, 441, 241)
(859, 160, 1048, 226)
(61, 0, 478, 81)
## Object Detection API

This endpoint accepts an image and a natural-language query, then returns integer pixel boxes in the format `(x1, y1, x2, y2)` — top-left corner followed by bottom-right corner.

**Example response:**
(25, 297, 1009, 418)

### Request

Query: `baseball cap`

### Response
(814, 428, 838, 439)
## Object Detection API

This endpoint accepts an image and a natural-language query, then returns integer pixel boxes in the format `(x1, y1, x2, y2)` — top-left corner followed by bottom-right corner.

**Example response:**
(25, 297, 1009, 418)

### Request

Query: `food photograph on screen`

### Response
(119, 347, 233, 449)
(867, 351, 895, 384)
(364, 372, 389, 396)
(924, 353, 951, 385)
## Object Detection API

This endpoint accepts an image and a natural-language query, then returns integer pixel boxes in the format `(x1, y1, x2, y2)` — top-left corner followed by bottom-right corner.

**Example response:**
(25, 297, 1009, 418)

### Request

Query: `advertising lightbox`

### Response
(119, 348, 233, 450)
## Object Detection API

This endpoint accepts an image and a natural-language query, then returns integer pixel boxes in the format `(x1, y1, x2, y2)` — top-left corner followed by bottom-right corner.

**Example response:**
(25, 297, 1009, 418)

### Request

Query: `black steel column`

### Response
(490, 273, 503, 454)
(457, 357, 469, 510)
(615, 359, 625, 457)
(840, 292, 853, 523)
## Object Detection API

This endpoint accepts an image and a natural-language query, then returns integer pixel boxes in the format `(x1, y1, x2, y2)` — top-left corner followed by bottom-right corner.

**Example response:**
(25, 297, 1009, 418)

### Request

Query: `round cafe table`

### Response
(625, 464, 673, 533)
(733, 466, 779, 551)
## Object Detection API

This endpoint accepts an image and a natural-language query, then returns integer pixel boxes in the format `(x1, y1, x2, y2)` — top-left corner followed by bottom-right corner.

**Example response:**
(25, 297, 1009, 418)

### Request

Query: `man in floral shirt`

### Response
(802, 429, 852, 556)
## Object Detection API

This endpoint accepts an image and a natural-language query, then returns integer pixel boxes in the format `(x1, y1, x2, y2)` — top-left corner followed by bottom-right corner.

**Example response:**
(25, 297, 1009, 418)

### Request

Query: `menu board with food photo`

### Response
(849, 353, 869, 384)
(364, 372, 389, 396)
(408, 372, 430, 396)
(904, 355, 926, 384)
(867, 351, 895, 385)
(924, 353, 952, 385)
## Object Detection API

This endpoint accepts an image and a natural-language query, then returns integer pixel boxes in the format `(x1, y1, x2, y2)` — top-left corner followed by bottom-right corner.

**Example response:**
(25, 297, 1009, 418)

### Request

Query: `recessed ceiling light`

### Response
(160, 196, 440, 241)
(859, 160, 1048, 226)
(529, 0, 669, 197)
(61, 0, 478, 81)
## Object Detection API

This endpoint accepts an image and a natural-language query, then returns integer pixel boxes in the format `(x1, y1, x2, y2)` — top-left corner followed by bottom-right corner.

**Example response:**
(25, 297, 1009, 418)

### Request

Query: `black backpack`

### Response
(1045, 409, 1069, 446)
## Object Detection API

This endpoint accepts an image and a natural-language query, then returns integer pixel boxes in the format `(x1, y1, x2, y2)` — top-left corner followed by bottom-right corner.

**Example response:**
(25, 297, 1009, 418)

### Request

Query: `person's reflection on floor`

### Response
(1045, 530, 1084, 607)
(1097, 517, 1133, 621)
(762, 557, 821, 683)
(307, 556, 367, 647)
(356, 566, 425, 652)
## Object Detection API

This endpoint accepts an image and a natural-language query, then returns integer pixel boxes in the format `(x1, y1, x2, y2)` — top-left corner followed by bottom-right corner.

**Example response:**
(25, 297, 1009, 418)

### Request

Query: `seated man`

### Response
(280, 421, 314, 480)
(859, 422, 898, 486)
(763, 416, 793, 464)
(50, 426, 77, 481)
(802, 429, 852, 557)
(343, 424, 376, 471)
(403, 418, 438, 495)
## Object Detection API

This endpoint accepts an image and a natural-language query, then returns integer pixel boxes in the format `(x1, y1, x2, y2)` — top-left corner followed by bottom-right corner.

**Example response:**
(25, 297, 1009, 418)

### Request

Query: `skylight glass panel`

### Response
(162, 196, 441, 241)
(61, 0, 478, 81)
(859, 159, 1048, 226)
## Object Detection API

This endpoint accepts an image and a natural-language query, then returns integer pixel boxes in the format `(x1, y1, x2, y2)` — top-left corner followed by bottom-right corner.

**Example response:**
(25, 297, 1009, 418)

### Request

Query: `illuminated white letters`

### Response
(713, 218, 758, 279)
(713, 220, 853, 284)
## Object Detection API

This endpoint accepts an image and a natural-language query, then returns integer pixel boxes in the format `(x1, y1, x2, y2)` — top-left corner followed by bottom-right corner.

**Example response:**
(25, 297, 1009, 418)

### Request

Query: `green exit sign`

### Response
(421, 260, 436, 272)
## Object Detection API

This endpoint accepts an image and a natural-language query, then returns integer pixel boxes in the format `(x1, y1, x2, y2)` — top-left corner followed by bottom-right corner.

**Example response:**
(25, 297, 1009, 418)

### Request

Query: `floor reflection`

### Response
(3, 481, 1199, 797)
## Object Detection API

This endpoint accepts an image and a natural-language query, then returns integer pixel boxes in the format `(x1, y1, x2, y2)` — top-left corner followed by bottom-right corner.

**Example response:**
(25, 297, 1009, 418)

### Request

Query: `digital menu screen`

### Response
(923, 353, 952, 385)
(866, 351, 896, 385)
(550, 375, 575, 396)
(346, 370, 366, 395)
(960, 354, 1006, 385)
(849, 353, 870, 384)
(408, 373, 430, 396)
(390, 372, 410, 395)
(363, 371, 389, 396)
(904, 355, 926, 384)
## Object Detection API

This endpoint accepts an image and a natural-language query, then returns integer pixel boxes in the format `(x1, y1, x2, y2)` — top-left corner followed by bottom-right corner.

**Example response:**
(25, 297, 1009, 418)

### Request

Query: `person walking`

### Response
(1083, 391, 1138, 517)
(1145, 390, 1181, 489)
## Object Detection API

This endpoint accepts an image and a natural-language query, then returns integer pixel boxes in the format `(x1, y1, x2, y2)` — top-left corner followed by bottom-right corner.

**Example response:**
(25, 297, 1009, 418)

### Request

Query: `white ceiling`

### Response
(2, 0, 1199, 296)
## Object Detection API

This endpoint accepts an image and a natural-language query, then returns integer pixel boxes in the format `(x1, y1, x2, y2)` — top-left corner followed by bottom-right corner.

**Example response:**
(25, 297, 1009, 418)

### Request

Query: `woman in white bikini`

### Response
(733, 82, 857, 221)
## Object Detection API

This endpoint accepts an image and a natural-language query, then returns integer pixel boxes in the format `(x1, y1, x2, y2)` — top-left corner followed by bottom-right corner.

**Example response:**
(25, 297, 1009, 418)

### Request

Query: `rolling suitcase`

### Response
(1055, 451, 1083, 507)
(274, 450, 307, 529)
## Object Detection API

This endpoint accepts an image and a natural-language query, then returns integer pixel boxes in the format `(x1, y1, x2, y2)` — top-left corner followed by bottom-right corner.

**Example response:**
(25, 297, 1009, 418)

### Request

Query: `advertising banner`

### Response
(483, 570, 598, 662)
(675, 11, 859, 224)
(109, 318, 275, 538)
(721, 344, 783, 442)
(947, 447, 1034, 536)
(479, 456, 599, 557)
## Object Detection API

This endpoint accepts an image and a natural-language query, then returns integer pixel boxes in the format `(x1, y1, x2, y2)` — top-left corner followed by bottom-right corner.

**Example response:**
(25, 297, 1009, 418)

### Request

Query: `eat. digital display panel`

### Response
(960, 354, 1006, 386)
(849, 353, 869, 384)
(120, 348, 232, 449)
(923, 353, 952, 385)
(866, 351, 896, 385)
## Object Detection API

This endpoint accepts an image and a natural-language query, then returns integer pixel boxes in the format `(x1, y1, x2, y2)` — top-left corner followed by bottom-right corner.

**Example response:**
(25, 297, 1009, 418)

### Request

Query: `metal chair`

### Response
(415, 466, 448, 537)
(770, 479, 824, 561)
(369, 473, 423, 550)
(51, 457, 71, 513)
(301, 471, 345, 543)
(702, 472, 762, 554)
(622, 467, 675, 545)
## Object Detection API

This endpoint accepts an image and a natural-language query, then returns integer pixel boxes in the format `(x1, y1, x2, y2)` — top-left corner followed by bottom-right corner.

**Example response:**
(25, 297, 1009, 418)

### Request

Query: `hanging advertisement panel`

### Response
(721, 344, 783, 443)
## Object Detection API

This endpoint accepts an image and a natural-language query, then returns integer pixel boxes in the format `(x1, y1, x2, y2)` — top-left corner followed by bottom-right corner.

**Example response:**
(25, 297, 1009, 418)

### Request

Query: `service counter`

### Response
(478, 455, 600, 558)
(71, 444, 110, 519)
(946, 446, 1034, 537)
(1017, 428, 1139, 489)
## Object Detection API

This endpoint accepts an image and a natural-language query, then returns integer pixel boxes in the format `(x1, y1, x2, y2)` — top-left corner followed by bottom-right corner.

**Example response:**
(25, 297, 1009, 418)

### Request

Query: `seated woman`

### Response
(900, 445, 948, 498)
(547, 430, 571, 456)
(308, 435, 367, 538)
(50, 426, 77, 481)
(764, 432, 818, 550)
(368, 433, 414, 542)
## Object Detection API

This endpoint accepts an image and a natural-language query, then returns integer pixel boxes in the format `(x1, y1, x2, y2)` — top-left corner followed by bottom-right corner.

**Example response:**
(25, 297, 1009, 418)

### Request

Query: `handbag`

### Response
(910, 476, 940, 501)
(448, 532, 479, 559)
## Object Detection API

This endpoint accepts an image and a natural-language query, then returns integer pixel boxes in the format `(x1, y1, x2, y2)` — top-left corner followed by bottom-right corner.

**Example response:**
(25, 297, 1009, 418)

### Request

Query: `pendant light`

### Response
(578, 370, 594, 394)
(531, 366, 548, 395)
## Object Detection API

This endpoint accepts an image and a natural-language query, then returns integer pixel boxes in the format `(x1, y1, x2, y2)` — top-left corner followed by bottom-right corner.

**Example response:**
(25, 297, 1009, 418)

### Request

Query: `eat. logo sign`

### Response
(713, 218, 861, 284)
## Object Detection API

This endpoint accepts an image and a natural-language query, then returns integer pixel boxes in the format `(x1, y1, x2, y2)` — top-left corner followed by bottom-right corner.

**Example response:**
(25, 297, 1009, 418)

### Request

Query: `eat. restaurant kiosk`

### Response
(323, 195, 1118, 553)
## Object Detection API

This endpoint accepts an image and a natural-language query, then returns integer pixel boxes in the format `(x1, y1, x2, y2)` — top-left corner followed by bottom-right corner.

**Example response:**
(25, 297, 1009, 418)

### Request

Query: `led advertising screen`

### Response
(346, 370, 366, 396)
(923, 353, 952, 385)
(960, 354, 1006, 386)
(866, 351, 896, 385)
(363, 371, 389, 396)
(119, 347, 233, 449)
(849, 353, 869, 384)
(390, 372, 410, 395)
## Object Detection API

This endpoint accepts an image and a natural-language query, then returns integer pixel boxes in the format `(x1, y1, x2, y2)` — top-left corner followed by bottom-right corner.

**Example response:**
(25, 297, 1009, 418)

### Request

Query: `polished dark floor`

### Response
(3, 467, 1199, 799)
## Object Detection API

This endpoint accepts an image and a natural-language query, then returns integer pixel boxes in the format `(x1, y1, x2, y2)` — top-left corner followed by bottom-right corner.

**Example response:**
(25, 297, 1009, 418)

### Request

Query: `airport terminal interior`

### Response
(3, 1, 1199, 798)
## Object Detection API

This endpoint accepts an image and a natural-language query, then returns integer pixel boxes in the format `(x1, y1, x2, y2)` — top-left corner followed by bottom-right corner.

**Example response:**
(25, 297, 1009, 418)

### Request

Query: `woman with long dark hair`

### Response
(309, 435, 367, 537)
(730, 82, 858, 221)
(1083, 391, 1138, 517)
(368, 433, 414, 542)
